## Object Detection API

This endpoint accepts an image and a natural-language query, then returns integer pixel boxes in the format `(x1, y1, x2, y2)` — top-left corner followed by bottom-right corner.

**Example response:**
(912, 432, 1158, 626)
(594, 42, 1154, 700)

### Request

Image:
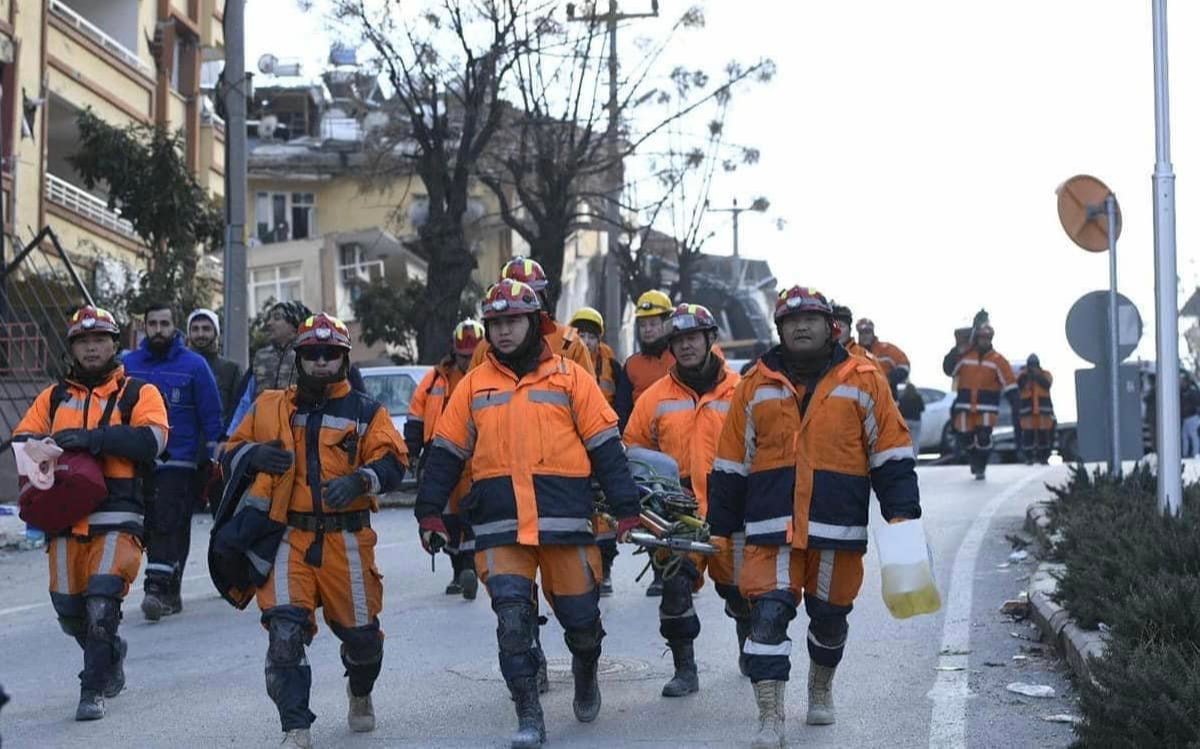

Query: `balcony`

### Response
(46, 174, 137, 239)
(48, 0, 151, 77)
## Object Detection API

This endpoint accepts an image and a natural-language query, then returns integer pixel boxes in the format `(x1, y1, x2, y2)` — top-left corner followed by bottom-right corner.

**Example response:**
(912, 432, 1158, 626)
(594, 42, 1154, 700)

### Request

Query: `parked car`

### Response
(359, 365, 431, 486)
(913, 387, 956, 455)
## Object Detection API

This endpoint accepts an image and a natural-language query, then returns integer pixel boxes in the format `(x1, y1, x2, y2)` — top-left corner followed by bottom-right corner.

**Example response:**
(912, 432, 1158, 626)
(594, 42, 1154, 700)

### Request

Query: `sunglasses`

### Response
(299, 346, 344, 362)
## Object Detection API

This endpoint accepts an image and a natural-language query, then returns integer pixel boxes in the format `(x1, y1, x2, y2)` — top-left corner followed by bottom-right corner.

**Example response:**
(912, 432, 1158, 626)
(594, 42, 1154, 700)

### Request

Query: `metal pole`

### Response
(1151, 0, 1182, 515)
(222, 0, 249, 370)
(1105, 194, 1121, 476)
(602, 0, 624, 357)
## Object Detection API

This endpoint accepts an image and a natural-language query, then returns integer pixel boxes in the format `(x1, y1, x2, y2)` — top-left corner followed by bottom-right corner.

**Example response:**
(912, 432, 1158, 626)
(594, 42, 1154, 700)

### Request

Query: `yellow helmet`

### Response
(569, 307, 605, 335)
(635, 290, 673, 318)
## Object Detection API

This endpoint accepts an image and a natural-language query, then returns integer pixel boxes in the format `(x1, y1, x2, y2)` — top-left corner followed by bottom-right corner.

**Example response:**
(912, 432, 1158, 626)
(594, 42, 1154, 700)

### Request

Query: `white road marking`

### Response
(0, 572, 210, 619)
(927, 468, 1050, 749)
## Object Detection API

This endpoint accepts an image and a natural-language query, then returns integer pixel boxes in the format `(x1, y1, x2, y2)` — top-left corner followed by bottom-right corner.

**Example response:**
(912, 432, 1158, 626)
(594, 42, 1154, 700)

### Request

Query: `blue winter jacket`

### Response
(123, 332, 224, 470)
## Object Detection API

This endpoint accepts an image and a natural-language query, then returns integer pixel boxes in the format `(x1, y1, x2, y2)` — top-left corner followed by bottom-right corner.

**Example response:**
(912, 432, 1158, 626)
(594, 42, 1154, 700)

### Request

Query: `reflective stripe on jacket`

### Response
(1018, 368, 1055, 417)
(415, 343, 639, 550)
(951, 349, 1016, 415)
(707, 345, 920, 551)
(623, 356, 740, 516)
(866, 339, 910, 378)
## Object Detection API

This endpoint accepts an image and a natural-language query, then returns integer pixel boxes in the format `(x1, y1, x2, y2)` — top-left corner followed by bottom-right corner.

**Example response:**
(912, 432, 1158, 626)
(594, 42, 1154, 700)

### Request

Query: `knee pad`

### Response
(564, 618, 605, 654)
(84, 597, 121, 643)
(495, 602, 537, 656)
(974, 427, 993, 450)
(808, 614, 849, 649)
(267, 617, 309, 668)
(750, 599, 795, 645)
(58, 616, 87, 640)
(333, 620, 383, 665)
(660, 574, 694, 617)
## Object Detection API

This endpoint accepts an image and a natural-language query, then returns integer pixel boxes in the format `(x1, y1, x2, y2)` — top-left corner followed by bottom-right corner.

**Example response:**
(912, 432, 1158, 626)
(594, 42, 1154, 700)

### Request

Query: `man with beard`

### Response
(416, 279, 640, 748)
(223, 313, 407, 747)
(12, 306, 169, 720)
(186, 308, 242, 426)
(123, 303, 224, 619)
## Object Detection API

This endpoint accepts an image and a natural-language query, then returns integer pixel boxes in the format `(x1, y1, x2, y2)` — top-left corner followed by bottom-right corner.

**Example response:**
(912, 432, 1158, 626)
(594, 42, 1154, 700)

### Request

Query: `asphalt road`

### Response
(0, 464, 1079, 748)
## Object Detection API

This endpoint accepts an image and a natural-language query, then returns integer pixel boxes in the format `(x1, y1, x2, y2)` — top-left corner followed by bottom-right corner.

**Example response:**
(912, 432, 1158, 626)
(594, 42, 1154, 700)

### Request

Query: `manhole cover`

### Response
(448, 655, 670, 683)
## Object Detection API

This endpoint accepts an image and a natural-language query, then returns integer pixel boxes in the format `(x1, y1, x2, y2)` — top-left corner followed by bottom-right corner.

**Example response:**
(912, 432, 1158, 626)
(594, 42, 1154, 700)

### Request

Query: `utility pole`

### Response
(567, 1, 658, 358)
(222, 0, 249, 370)
(707, 196, 769, 288)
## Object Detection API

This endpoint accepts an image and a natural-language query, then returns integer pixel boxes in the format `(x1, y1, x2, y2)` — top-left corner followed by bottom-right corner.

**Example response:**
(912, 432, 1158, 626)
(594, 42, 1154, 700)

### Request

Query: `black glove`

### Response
(53, 428, 103, 454)
(322, 472, 367, 509)
(249, 440, 293, 475)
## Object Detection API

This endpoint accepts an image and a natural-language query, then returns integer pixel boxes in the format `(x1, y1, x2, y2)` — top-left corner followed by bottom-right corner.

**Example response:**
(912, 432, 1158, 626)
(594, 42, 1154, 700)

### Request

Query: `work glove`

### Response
(322, 472, 367, 509)
(249, 440, 293, 476)
(616, 516, 642, 543)
(53, 428, 104, 455)
(418, 515, 449, 554)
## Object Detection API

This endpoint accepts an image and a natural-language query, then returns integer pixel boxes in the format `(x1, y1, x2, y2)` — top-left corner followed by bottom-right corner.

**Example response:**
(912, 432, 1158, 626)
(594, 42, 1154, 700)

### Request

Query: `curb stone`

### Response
(1024, 502, 1106, 685)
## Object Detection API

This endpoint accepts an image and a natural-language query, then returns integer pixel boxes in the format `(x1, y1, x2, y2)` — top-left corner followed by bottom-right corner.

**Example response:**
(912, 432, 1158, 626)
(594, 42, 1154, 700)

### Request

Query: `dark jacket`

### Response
(194, 348, 242, 426)
(123, 332, 224, 469)
(898, 383, 926, 421)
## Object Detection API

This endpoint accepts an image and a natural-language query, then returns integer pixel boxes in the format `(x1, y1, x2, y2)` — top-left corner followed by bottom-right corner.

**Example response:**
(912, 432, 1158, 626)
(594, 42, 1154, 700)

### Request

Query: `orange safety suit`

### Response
(1017, 368, 1055, 430)
(707, 344, 921, 682)
(949, 348, 1017, 431)
(13, 365, 168, 695)
(845, 340, 876, 362)
(224, 379, 407, 730)
(594, 342, 620, 407)
(864, 339, 910, 381)
(470, 320, 594, 376)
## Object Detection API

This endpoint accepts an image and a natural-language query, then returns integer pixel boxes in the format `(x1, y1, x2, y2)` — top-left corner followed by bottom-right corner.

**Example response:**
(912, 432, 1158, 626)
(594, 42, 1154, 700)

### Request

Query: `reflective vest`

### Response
(622, 357, 740, 516)
(708, 346, 920, 550)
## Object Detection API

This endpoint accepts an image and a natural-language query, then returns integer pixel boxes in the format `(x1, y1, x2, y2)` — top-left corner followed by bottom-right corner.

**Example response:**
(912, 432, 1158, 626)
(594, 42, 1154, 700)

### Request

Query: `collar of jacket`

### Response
(759, 342, 850, 379)
(140, 330, 186, 360)
(289, 378, 352, 407)
(485, 340, 563, 383)
(669, 352, 732, 399)
(64, 364, 127, 395)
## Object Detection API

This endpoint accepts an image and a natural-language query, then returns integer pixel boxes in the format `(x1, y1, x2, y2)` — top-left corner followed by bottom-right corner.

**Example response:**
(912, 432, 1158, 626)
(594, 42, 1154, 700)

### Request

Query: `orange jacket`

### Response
(625, 348, 675, 403)
(866, 339, 910, 380)
(623, 358, 740, 516)
(949, 348, 1017, 419)
(14, 366, 169, 537)
(1017, 368, 1055, 419)
(470, 320, 594, 376)
(595, 342, 619, 406)
(414, 343, 639, 549)
(845, 340, 876, 362)
(708, 345, 920, 550)
(406, 359, 473, 514)
(225, 380, 408, 520)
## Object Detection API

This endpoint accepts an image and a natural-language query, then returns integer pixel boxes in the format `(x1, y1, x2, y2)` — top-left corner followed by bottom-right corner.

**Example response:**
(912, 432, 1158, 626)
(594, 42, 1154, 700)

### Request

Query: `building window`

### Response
(255, 191, 315, 243)
(336, 243, 384, 320)
(249, 263, 303, 312)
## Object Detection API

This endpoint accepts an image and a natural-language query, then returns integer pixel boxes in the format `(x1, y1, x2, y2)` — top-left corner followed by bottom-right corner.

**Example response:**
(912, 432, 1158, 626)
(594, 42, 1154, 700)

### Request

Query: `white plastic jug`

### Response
(874, 518, 941, 619)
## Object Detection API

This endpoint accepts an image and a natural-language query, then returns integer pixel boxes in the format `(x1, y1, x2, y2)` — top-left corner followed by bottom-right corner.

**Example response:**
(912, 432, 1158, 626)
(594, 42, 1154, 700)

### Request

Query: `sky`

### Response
(246, 1, 1200, 421)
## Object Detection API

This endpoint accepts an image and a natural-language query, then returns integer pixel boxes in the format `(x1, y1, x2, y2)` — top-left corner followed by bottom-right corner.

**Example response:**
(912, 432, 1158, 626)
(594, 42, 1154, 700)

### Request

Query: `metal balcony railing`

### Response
(49, 0, 153, 76)
(46, 174, 138, 238)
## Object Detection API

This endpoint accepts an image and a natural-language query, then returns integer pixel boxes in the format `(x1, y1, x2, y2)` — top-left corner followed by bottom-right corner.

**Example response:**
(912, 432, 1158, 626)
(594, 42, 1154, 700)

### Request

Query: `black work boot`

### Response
(571, 652, 602, 722)
(736, 618, 752, 677)
(458, 568, 479, 601)
(661, 640, 699, 697)
(103, 637, 127, 699)
(75, 689, 105, 721)
(141, 590, 167, 622)
(507, 676, 546, 748)
(532, 631, 550, 694)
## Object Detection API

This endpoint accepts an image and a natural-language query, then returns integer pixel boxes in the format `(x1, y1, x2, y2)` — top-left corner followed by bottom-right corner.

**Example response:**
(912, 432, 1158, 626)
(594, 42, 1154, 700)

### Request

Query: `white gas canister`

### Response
(874, 518, 941, 619)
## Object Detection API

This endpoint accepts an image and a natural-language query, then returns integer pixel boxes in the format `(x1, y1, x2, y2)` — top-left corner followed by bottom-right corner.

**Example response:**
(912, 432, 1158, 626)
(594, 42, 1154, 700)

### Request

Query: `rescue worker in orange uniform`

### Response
(943, 322, 1017, 479)
(415, 279, 641, 749)
(1017, 354, 1056, 464)
(616, 289, 675, 419)
(405, 319, 485, 599)
(568, 306, 627, 595)
(624, 303, 744, 698)
(708, 287, 921, 747)
(222, 314, 408, 748)
(855, 318, 911, 397)
(830, 302, 874, 362)
(470, 257, 594, 376)
(13, 306, 169, 721)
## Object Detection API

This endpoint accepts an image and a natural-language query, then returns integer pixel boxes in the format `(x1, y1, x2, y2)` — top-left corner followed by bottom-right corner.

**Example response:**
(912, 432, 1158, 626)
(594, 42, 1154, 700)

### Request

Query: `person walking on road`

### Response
(855, 318, 911, 398)
(221, 313, 408, 748)
(1017, 355, 1056, 464)
(830, 303, 874, 362)
(414, 279, 642, 749)
(708, 286, 921, 748)
(405, 319, 485, 599)
(942, 323, 1018, 479)
(13, 306, 169, 721)
(623, 303, 744, 698)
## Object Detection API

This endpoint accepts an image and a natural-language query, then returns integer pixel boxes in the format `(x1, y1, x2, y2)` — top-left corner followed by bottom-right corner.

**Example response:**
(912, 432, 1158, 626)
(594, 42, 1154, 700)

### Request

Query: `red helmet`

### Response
(452, 319, 485, 355)
(67, 306, 120, 340)
(295, 313, 352, 350)
(774, 286, 832, 322)
(481, 279, 542, 319)
(667, 303, 718, 339)
(500, 256, 549, 292)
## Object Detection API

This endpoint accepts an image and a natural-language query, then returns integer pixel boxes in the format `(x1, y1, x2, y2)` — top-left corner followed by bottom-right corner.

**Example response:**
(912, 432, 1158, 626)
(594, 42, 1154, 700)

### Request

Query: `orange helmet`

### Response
(67, 306, 120, 340)
(295, 313, 352, 350)
(453, 319, 485, 355)
(500, 256, 549, 292)
(667, 303, 718, 339)
(774, 286, 832, 322)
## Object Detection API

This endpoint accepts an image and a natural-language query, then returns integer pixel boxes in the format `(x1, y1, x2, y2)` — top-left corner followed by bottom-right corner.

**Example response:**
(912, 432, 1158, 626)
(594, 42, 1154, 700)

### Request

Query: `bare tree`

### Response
(333, 0, 532, 362)
(475, 4, 773, 311)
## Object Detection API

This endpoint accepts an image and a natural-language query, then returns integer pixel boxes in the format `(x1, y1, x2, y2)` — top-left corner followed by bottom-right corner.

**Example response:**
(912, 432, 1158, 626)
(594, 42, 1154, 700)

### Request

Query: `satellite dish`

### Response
(257, 54, 278, 75)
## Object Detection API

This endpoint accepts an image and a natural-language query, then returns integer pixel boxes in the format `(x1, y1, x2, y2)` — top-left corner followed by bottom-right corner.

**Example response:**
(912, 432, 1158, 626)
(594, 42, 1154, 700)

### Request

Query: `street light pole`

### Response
(222, 0, 249, 371)
(1151, 0, 1181, 516)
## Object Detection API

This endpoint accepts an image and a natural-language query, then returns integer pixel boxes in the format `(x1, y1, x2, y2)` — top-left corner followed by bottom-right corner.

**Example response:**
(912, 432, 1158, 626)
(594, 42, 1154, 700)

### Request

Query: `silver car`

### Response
(359, 365, 432, 484)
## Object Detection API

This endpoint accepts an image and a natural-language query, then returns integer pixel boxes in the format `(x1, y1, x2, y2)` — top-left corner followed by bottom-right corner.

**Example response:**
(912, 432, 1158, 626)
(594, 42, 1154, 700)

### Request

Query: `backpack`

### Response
(48, 377, 158, 497)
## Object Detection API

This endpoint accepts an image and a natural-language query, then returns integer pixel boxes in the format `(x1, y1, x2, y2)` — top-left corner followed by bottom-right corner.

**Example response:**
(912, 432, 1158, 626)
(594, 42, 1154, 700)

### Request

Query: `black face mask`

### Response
(71, 356, 120, 388)
(295, 353, 348, 406)
(491, 315, 543, 378)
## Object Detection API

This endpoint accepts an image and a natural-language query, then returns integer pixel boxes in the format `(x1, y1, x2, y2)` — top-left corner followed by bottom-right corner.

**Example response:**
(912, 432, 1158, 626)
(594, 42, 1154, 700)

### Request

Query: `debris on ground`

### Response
(1006, 682, 1056, 698)
(1041, 714, 1081, 724)
(1008, 550, 1030, 562)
